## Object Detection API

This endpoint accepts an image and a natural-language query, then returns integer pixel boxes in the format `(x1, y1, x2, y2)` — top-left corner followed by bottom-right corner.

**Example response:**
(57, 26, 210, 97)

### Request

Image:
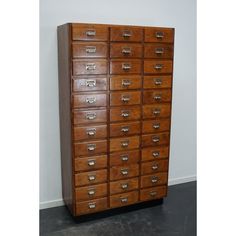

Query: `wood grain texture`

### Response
(110, 149, 140, 166)
(110, 75, 141, 90)
(141, 146, 169, 162)
(143, 75, 172, 89)
(140, 186, 167, 201)
(110, 178, 139, 195)
(110, 191, 139, 208)
(141, 160, 169, 175)
(110, 59, 142, 74)
(142, 119, 170, 134)
(142, 132, 170, 147)
(110, 135, 140, 152)
(140, 172, 168, 188)
(110, 43, 142, 58)
(110, 91, 141, 106)
(142, 104, 171, 119)
(144, 60, 173, 74)
(144, 28, 174, 43)
(144, 43, 173, 59)
(110, 106, 141, 122)
(110, 121, 141, 137)
(110, 27, 143, 42)
(110, 164, 139, 181)
(143, 89, 172, 104)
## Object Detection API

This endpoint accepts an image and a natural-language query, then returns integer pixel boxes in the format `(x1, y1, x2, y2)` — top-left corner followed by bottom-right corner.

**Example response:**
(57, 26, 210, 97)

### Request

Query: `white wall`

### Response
(40, 0, 196, 209)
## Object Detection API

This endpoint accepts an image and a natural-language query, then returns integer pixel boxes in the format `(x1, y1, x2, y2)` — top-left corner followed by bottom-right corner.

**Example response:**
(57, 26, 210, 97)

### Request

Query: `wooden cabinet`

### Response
(58, 23, 174, 216)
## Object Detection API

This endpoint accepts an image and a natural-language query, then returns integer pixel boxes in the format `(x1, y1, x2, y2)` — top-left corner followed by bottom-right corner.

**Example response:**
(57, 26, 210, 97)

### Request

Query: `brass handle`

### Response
(88, 189, 95, 195)
(150, 191, 157, 196)
(152, 164, 158, 170)
(154, 78, 162, 85)
(122, 63, 131, 70)
(121, 126, 129, 133)
(86, 79, 96, 87)
(155, 48, 164, 54)
(121, 169, 129, 175)
(156, 32, 164, 38)
(151, 176, 158, 183)
(86, 46, 96, 53)
(153, 123, 160, 129)
(86, 63, 96, 70)
(86, 97, 96, 104)
(122, 79, 131, 87)
(154, 95, 162, 100)
(86, 30, 96, 36)
(88, 175, 96, 181)
(123, 30, 132, 38)
(88, 159, 96, 166)
(152, 136, 160, 143)
(121, 111, 129, 117)
(121, 183, 129, 189)
(154, 64, 163, 70)
(121, 155, 129, 161)
(121, 140, 129, 147)
(86, 113, 96, 120)
(120, 197, 128, 203)
(121, 96, 130, 103)
(88, 202, 96, 209)
(87, 128, 96, 136)
(87, 144, 96, 151)
(122, 47, 131, 54)
(153, 109, 161, 116)
(152, 151, 160, 157)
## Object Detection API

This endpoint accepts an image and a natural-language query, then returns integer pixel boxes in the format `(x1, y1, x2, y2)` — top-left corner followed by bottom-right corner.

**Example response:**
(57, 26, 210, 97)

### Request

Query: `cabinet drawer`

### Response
(110, 164, 139, 181)
(74, 155, 107, 172)
(143, 75, 172, 89)
(110, 59, 141, 74)
(144, 44, 173, 59)
(76, 197, 108, 215)
(74, 140, 107, 157)
(142, 119, 170, 134)
(110, 149, 140, 166)
(144, 28, 174, 43)
(140, 186, 167, 201)
(144, 60, 173, 74)
(110, 75, 141, 90)
(142, 104, 171, 119)
(110, 121, 140, 137)
(110, 191, 139, 208)
(142, 146, 169, 162)
(73, 109, 107, 125)
(140, 173, 168, 188)
(73, 59, 107, 75)
(72, 42, 107, 58)
(75, 183, 107, 201)
(110, 178, 139, 195)
(110, 106, 141, 122)
(143, 89, 172, 104)
(141, 160, 168, 175)
(110, 43, 142, 58)
(72, 24, 108, 41)
(75, 169, 107, 187)
(110, 136, 140, 152)
(72, 93, 107, 108)
(110, 27, 143, 42)
(142, 132, 170, 147)
(110, 91, 141, 106)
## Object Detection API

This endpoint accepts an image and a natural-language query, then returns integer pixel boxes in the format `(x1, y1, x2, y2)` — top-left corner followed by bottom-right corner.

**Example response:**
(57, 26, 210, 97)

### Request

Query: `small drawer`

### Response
(110, 136, 140, 152)
(110, 149, 140, 166)
(142, 104, 171, 119)
(140, 186, 167, 201)
(110, 75, 141, 90)
(74, 139, 107, 157)
(110, 121, 140, 138)
(142, 119, 170, 134)
(73, 59, 107, 75)
(143, 89, 172, 104)
(143, 75, 172, 89)
(110, 43, 142, 58)
(72, 93, 107, 108)
(141, 160, 168, 175)
(73, 109, 107, 125)
(144, 28, 174, 43)
(110, 191, 139, 208)
(110, 59, 141, 74)
(110, 178, 139, 195)
(75, 169, 107, 187)
(144, 43, 174, 59)
(110, 91, 141, 106)
(72, 42, 107, 58)
(76, 197, 108, 216)
(74, 155, 107, 172)
(110, 106, 141, 122)
(144, 60, 173, 74)
(142, 132, 170, 147)
(72, 24, 108, 41)
(110, 164, 139, 181)
(110, 27, 143, 42)
(75, 183, 107, 201)
(142, 146, 169, 162)
(141, 173, 168, 188)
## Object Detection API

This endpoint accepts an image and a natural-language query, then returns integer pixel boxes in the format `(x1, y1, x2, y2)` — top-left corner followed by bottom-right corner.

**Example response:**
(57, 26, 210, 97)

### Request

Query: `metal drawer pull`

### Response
(86, 30, 96, 36)
(153, 123, 160, 129)
(153, 109, 161, 115)
(86, 46, 97, 53)
(121, 140, 129, 147)
(86, 79, 96, 87)
(86, 113, 96, 120)
(87, 144, 96, 151)
(121, 126, 129, 133)
(121, 169, 129, 175)
(154, 95, 162, 100)
(121, 155, 129, 161)
(122, 47, 131, 54)
(122, 63, 131, 70)
(88, 202, 96, 209)
(151, 176, 158, 183)
(150, 191, 157, 196)
(120, 197, 128, 203)
(121, 183, 129, 189)
(155, 48, 164, 54)
(122, 79, 131, 87)
(123, 30, 132, 38)
(152, 164, 158, 170)
(88, 175, 96, 181)
(121, 111, 130, 117)
(86, 97, 96, 104)
(156, 32, 164, 38)
(154, 64, 163, 70)
(87, 128, 96, 136)
(88, 189, 95, 195)
(152, 151, 160, 157)
(122, 96, 130, 102)
(154, 79, 162, 85)
(88, 159, 96, 166)
(86, 63, 96, 71)
(152, 137, 160, 143)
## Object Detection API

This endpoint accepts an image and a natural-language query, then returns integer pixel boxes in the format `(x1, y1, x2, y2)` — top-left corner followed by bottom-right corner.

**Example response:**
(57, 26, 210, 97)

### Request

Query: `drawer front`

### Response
(72, 24, 108, 41)
(110, 43, 142, 58)
(75, 183, 107, 201)
(110, 60, 141, 74)
(74, 140, 107, 157)
(73, 59, 107, 75)
(75, 169, 107, 187)
(73, 77, 107, 92)
(76, 197, 108, 215)
(142, 104, 171, 119)
(110, 75, 141, 90)
(73, 109, 107, 125)
(140, 173, 168, 188)
(74, 155, 107, 172)
(72, 42, 107, 58)
(144, 28, 174, 43)
(72, 93, 107, 108)
(142, 119, 170, 134)
(110, 178, 139, 195)
(110, 27, 143, 42)
(110, 136, 140, 152)
(110, 191, 139, 208)
(110, 149, 140, 166)
(143, 75, 172, 89)
(110, 91, 141, 106)
(143, 89, 172, 104)
(110, 164, 139, 181)
(110, 121, 141, 137)
(140, 186, 167, 201)
(144, 60, 173, 74)
(142, 146, 169, 162)
(141, 160, 168, 175)
(110, 106, 141, 122)
(142, 132, 170, 147)
(144, 44, 174, 59)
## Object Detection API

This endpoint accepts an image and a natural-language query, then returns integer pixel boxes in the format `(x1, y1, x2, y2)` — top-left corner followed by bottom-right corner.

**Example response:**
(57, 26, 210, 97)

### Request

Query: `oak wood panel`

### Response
(143, 89, 172, 104)
(110, 27, 143, 42)
(110, 135, 140, 152)
(140, 186, 167, 201)
(110, 43, 142, 58)
(110, 106, 141, 122)
(140, 172, 168, 188)
(110, 91, 141, 106)
(144, 60, 173, 74)
(110, 75, 141, 90)
(110, 149, 140, 166)
(110, 164, 139, 181)
(110, 178, 139, 195)
(142, 119, 170, 134)
(144, 27, 174, 43)
(142, 132, 170, 147)
(110, 191, 139, 208)
(110, 59, 142, 74)
(143, 75, 172, 89)
(144, 43, 174, 59)
(141, 160, 169, 175)
(142, 104, 171, 119)
(110, 121, 141, 137)
(142, 146, 169, 162)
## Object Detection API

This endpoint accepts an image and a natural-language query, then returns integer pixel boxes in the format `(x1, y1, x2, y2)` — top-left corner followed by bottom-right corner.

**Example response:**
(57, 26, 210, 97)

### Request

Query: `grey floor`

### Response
(40, 181, 196, 236)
